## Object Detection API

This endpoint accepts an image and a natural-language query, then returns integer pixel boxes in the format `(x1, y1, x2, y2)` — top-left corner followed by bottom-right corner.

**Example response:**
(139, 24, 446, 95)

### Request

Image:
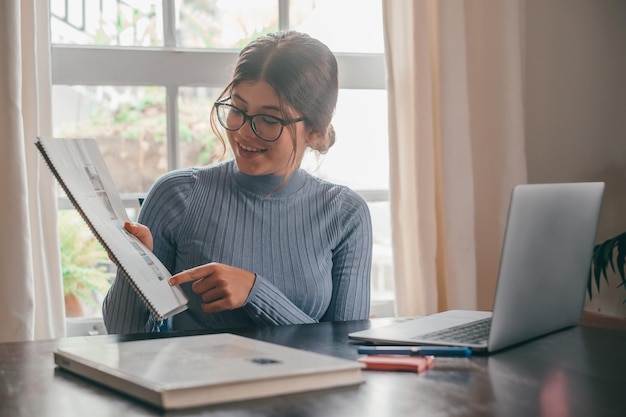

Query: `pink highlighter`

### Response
(357, 355, 435, 373)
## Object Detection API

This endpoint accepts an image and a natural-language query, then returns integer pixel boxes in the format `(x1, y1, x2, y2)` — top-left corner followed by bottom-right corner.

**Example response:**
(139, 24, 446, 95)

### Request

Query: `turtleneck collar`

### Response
(231, 160, 307, 198)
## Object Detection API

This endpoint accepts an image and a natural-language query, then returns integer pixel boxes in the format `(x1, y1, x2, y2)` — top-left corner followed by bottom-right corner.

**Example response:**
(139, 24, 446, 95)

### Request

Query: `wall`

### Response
(525, 0, 626, 316)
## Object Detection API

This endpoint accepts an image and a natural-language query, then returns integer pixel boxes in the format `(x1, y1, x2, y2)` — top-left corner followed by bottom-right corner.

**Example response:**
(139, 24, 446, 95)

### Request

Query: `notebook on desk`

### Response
(350, 182, 605, 353)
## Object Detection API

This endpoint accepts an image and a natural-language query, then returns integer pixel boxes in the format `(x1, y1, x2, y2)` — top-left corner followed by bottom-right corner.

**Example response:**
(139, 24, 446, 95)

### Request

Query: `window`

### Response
(50, 0, 394, 324)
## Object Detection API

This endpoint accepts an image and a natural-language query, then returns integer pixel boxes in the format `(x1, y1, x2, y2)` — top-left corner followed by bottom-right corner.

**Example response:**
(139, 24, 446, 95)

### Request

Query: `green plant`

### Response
(58, 210, 114, 309)
(588, 231, 626, 303)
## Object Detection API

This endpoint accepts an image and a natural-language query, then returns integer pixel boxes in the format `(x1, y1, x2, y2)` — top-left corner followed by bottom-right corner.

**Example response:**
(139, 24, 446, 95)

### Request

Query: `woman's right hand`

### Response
(124, 221, 154, 251)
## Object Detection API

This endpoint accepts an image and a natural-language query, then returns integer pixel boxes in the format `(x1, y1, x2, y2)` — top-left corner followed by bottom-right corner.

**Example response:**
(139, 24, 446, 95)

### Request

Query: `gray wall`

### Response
(525, 0, 626, 315)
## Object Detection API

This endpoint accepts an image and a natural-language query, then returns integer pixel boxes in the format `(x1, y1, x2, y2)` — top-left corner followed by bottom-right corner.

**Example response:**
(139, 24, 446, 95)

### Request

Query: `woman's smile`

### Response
(235, 139, 267, 154)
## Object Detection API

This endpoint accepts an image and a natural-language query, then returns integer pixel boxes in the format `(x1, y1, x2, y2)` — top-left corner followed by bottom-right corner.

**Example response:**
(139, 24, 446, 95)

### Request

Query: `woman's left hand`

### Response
(168, 263, 256, 313)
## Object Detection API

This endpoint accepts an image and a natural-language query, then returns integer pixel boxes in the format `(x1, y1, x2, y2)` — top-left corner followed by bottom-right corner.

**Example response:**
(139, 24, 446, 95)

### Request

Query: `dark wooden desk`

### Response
(2, 313, 626, 417)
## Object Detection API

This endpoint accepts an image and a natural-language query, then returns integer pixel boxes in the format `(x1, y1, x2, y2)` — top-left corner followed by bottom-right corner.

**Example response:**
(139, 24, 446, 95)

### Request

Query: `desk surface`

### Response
(2, 313, 626, 417)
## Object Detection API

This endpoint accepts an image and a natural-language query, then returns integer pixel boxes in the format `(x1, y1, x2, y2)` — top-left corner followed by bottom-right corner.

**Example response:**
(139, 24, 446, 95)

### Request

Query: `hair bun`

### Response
(310, 124, 335, 154)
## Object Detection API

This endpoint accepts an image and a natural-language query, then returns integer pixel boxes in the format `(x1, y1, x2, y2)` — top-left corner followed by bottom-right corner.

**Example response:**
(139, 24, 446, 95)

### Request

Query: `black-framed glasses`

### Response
(214, 97, 305, 142)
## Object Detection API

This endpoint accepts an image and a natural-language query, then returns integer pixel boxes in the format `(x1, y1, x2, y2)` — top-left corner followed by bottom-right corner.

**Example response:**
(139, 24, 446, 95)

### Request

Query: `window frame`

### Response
(51, 47, 386, 173)
(51, 1, 393, 327)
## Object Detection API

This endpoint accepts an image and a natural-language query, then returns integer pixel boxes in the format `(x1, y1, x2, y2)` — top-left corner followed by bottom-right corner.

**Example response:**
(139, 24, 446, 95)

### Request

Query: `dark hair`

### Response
(211, 31, 338, 174)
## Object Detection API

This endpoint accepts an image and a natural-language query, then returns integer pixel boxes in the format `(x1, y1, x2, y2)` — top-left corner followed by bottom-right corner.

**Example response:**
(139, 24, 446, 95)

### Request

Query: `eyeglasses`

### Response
(214, 97, 305, 142)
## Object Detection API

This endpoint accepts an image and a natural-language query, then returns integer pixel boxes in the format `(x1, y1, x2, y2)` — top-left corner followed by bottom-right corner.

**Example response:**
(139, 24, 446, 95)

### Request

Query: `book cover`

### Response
(54, 333, 365, 409)
(36, 137, 188, 321)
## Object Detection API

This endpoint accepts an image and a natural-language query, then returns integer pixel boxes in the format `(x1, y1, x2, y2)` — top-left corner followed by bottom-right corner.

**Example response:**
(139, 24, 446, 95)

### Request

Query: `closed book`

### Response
(54, 333, 365, 409)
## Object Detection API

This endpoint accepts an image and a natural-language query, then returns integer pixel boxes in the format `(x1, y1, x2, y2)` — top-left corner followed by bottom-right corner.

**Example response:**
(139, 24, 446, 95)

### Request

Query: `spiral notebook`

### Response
(36, 137, 188, 321)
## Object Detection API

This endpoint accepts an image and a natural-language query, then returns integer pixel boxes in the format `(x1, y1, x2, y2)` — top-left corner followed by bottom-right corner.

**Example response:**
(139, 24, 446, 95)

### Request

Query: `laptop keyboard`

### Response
(412, 317, 492, 345)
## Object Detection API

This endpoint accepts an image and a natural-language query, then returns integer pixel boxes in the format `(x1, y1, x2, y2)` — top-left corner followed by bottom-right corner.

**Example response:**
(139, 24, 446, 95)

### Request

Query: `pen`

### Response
(357, 346, 472, 357)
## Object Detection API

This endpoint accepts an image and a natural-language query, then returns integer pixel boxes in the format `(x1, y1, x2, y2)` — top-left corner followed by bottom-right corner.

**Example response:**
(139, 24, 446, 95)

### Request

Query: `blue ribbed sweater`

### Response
(102, 160, 372, 334)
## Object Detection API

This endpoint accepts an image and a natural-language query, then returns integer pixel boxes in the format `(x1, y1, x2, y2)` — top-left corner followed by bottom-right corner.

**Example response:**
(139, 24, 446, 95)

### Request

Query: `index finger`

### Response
(169, 265, 213, 286)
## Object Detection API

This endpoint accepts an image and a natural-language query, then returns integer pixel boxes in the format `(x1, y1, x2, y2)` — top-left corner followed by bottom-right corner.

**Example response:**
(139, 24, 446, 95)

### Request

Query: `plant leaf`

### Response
(589, 231, 626, 304)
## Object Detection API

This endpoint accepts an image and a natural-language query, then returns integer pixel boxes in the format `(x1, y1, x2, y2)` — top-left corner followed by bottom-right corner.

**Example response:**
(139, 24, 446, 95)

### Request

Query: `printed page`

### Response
(37, 138, 188, 320)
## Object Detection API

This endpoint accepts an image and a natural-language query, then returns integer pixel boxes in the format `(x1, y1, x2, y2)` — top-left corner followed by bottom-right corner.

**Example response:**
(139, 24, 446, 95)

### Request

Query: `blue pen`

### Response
(357, 346, 472, 357)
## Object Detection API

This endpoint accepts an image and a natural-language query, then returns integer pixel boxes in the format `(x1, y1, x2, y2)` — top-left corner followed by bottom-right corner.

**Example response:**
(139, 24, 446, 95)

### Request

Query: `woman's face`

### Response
(227, 80, 312, 176)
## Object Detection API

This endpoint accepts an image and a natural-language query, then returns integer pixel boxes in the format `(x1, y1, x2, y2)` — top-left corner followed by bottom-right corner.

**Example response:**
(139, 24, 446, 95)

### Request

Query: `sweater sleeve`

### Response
(101, 269, 155, 334)
(243, 275, 317, 325)
(321, 190, 372, 321)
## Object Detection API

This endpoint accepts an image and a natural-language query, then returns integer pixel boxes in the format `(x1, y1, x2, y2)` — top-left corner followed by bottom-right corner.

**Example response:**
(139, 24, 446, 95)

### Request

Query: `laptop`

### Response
(349, 182, 605, 353)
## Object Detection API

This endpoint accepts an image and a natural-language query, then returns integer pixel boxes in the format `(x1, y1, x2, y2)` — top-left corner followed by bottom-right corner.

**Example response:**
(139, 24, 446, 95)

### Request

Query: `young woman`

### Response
(103, 31, 373, 334)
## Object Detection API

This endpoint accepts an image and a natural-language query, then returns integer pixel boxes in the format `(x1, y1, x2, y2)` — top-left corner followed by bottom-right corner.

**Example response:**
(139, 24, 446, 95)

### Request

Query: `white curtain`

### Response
(0, 0, 65, 342)
(382, 0, 528, 317)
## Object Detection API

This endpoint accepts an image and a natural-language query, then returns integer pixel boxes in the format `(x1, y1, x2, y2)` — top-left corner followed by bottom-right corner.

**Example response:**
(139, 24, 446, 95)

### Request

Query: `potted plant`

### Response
(58, 210, 114, 317)
(588, 231, 626, 303)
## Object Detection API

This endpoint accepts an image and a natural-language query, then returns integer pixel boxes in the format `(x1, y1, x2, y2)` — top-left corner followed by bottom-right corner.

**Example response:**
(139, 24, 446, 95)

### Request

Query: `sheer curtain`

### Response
(382, 0, 528, 317)
(0, 0, 65, 342)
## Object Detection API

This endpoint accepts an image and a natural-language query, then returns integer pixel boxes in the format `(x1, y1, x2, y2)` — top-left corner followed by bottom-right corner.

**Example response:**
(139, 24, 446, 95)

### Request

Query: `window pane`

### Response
(178, 87, 232, 168)
(369, 202, 395, 305)
(303, 89, 389, 190)
(58, 209, 115, 317)
(290, 0, 384, 53)
(58, 204, 141, 319)
(50, 0, 163, 46)
(52, 85, 167, 194)
(177, 0, 279, 49)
